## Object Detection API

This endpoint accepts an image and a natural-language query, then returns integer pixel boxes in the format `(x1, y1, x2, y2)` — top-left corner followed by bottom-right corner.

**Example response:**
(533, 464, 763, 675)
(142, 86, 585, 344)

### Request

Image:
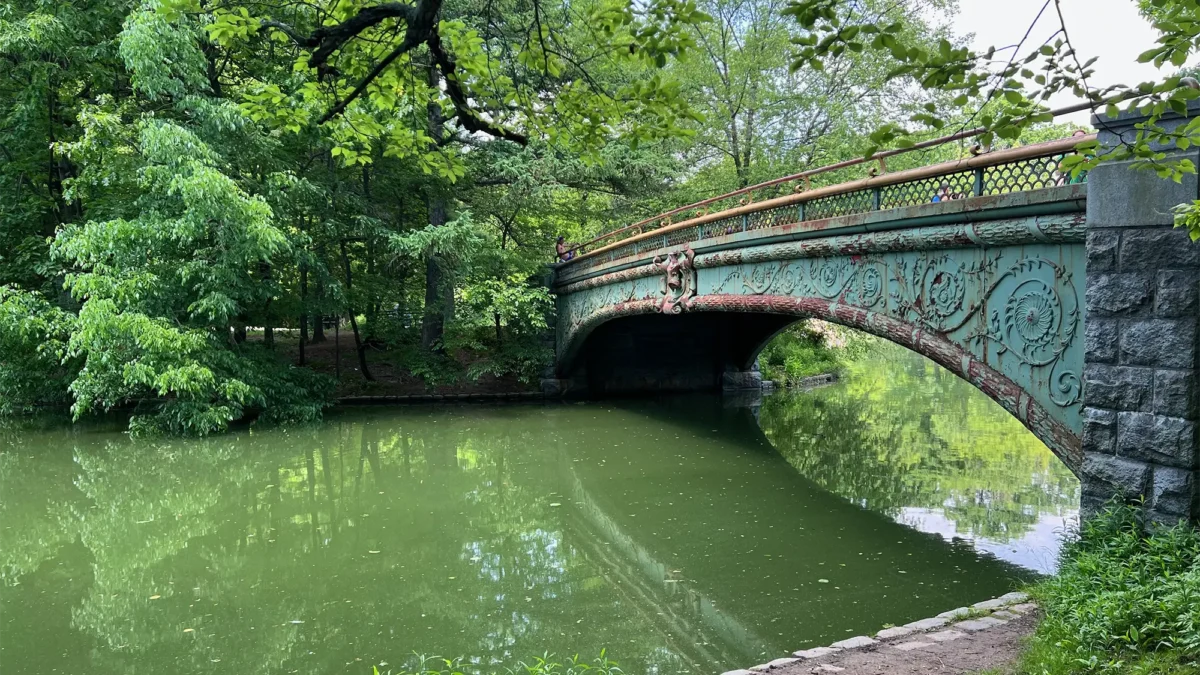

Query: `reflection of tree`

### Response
(1, 379, 1074, 675)
(760, 342, 1079, 542)
(1, 411, 683, 675)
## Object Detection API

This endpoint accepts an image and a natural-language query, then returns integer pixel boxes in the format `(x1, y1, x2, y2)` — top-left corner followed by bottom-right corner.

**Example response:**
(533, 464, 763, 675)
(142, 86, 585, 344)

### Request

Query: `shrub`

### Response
(758, 320, 869, 385)
(1022, 502, 1200, 674)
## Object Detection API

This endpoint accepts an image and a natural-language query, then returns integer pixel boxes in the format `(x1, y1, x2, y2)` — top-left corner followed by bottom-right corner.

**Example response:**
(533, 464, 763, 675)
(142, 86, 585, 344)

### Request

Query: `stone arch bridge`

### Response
(548, 106, 1200, 524)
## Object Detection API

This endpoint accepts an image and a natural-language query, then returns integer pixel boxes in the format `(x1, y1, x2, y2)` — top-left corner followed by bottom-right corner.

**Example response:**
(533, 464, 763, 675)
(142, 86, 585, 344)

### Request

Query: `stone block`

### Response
(1157, 270, 1200, 318)
(792, 647, 840, 660)
(1087, 273, 1154, 317)
(890, 641, 933, 652)
(936, 607, 970, 620)
(540, 378, 565, 397)
(1009, 603, 1038, 614)
(812, 666, 845, 673)
(1084, 365, 1154, 411)
(998, 592, 1030, 604)
(829, 636, 876, 650)
(1080, 492, 1109, 519)
(875, 626, 914, 640)
(1094, 104, 1200, 150)
(927, 630, 967, 642)
(956, 617, 1007, 631)
(1082, 408, 1118, 455)
(991, 610, 1020, 620)
(1119, 319, 1196, 369)
(971, 598, 1009, 611)
(721, 670, 757, 675)
(721, 370, 762, 390)
(766, 658, 799, 669)
(1120, 228, 1200, 269)
(1152, 466, 1197, 517)
(1088, 160, 1199, 228)
(1086, 230, 1120, 273)
(1086, 319, 1119, 364)
(1117, 412, 1196, 468)
(1154, 369, 1198, 420)
(1081, 452, 1152, 497)
(902, 617, 948, 631)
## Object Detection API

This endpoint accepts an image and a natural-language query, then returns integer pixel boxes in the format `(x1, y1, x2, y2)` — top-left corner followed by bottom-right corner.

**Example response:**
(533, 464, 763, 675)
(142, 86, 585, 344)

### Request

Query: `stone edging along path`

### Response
(721, 591, 1035, 675)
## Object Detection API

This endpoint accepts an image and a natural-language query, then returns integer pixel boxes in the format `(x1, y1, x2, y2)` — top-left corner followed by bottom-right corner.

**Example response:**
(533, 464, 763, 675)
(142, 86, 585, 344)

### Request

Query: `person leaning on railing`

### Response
(932, 180, 959, 202)
(556, 236, 575, 262)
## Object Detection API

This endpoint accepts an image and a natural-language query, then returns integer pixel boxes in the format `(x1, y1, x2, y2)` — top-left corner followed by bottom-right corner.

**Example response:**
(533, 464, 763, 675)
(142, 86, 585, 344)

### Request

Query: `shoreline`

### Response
(723, 592, 1037, 675)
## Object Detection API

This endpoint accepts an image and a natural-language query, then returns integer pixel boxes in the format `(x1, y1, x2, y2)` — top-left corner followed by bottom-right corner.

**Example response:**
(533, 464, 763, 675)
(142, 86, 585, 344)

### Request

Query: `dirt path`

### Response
(773, 611, 1037, 675)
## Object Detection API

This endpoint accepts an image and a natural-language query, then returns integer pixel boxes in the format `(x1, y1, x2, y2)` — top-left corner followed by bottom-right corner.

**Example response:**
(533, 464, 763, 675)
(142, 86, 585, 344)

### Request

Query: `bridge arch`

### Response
(558, 296, 1083, 474)
(551, 109, 1200, 525)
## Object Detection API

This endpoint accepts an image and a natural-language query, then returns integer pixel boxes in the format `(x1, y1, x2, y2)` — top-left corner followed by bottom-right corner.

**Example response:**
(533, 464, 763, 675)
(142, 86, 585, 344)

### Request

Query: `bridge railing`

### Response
(557, 115, 1096, 278)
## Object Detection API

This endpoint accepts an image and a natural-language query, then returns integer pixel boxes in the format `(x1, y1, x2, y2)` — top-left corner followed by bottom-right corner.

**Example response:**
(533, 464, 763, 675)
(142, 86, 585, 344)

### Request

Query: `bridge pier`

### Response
(1082, 105, 1200, 524)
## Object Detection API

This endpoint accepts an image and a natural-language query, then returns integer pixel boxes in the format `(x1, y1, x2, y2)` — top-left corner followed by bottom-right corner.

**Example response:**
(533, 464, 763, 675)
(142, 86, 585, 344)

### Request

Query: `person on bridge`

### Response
(932, 181, 957, 202)
(556, 236, 575, 262)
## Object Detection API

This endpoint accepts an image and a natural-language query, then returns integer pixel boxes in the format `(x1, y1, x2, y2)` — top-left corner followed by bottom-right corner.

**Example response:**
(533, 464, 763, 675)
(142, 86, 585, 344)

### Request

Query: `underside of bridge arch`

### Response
(558, 297, 1083, 476)
(563, 311, 797, 395)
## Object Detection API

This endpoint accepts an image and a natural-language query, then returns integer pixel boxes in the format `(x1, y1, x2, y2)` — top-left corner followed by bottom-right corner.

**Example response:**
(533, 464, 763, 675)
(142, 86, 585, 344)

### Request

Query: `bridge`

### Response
(547, 104, 1200, 525)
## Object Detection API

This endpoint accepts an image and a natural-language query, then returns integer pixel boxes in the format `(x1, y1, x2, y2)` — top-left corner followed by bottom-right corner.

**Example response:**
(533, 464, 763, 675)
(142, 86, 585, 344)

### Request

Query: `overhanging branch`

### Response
(263, 0, 525, 144)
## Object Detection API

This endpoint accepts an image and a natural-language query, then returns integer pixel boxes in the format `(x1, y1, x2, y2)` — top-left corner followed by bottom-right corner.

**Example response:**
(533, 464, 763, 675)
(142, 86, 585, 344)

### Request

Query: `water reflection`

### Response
(759, 343, 1080, 573)
(0, 350, 1076, 675)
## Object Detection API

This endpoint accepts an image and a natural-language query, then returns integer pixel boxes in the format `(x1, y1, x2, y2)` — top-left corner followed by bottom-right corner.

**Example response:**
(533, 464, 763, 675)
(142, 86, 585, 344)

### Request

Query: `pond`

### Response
(0, 346, 1078, 675)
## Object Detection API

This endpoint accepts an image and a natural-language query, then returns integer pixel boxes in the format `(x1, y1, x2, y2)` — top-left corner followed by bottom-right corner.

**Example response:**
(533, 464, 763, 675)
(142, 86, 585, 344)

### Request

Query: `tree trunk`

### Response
(298, 264, 308, 366)
(339, 238, 374, 380)
(260, 261, 274, 348)
(421, 249, 446, 351)
(421, 62, 450, 352)
(311, 278, 326, 344)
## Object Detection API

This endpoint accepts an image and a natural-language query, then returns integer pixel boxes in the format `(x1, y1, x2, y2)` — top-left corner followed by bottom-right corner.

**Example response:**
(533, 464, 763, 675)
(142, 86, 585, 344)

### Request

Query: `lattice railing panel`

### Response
(983, 155, 1071, 195)
(805, 189, 874, 221)
(558, 141, 1089, 276)
(880, 170, 975, 209)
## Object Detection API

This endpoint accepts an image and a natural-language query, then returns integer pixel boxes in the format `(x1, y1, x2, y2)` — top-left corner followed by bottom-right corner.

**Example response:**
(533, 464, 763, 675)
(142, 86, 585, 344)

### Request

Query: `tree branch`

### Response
(426, 32, 528, 145)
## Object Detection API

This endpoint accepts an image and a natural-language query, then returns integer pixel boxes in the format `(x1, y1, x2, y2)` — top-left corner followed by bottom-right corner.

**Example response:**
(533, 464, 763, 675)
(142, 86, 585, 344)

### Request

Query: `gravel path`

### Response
(772, 611, 1037, 675)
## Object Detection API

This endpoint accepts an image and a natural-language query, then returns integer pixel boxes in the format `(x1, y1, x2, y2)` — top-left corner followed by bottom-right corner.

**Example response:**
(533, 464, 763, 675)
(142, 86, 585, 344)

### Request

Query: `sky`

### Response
(949, 0, 1167, 124)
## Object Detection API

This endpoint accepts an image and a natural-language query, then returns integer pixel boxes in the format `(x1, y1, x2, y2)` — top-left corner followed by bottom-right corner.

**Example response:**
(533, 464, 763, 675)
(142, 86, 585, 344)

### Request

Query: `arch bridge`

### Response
(548, 104, 1200, 525)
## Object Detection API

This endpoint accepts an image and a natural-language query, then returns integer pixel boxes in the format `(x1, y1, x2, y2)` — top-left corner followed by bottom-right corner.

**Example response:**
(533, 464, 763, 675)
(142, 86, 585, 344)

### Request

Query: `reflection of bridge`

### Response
(549, 105, 1200, 525)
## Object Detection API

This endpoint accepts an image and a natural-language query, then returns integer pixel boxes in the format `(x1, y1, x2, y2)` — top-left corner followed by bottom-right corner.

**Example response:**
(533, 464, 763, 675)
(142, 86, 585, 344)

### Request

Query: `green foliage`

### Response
(783, 0, 1200, 239)
(1021, 503, 1200, 674)
(758, 320, 869, 384)
(0, 288, 78, 413)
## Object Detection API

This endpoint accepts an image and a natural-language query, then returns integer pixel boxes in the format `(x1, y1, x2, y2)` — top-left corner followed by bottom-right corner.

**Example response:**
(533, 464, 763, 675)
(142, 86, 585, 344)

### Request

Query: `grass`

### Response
(1013, 502, 1200, 675)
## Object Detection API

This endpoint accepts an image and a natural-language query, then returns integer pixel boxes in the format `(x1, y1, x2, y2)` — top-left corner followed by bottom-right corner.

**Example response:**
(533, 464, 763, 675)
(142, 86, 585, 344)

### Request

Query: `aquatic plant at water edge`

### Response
(373, 651, 622, 675)
(1021, 502, 1200, 674)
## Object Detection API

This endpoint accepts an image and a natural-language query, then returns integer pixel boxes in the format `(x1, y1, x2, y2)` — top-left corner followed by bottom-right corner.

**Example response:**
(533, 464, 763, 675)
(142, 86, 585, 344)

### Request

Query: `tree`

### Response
(671, 0, 956, 191)
(0, 0, 720, 433)
(783, 0, 1200, 236)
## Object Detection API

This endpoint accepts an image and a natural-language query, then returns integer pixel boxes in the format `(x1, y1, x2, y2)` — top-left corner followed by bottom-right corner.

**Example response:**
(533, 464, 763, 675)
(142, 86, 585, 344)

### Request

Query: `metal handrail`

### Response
(558, 131, 1095, 270)
(559, 101, 1097, 264)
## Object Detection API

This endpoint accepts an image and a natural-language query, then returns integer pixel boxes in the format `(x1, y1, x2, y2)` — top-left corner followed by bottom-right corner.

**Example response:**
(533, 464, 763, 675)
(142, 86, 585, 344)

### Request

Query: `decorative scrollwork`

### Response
(652, 246, 697, 314)
(857, 265, 884, 307)
(1005, 280, 1060, 347)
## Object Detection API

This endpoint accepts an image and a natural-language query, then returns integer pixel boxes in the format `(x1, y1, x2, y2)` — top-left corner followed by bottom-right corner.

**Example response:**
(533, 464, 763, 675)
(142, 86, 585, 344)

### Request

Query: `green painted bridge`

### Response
(548, 105, 1200, 525)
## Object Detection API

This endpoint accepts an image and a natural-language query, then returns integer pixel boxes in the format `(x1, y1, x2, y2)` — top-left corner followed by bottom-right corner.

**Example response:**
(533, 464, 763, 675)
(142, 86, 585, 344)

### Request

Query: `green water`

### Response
(0, 348, 1078, 675)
